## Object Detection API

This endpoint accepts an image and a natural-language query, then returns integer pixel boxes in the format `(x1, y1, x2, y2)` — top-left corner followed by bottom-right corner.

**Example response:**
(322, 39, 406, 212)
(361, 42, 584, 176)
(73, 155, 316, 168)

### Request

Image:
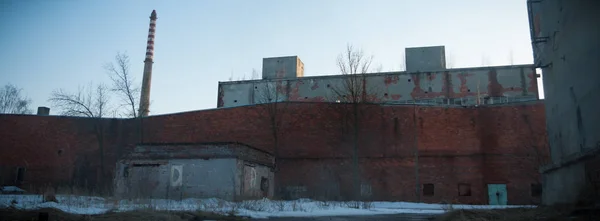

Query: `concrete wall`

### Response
(114, 158, 274, 201)
(262, 56, 304, 80)
(238, 160, 275, 200)
(218, 65, 538, 108)
(115, 158, 238, 200)
(528, 0, 600, 205)
(405, 46, 446, 72)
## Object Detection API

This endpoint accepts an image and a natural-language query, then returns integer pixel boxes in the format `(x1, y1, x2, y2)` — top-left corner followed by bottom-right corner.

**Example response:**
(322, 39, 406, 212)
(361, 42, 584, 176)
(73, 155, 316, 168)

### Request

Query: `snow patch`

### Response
(0, 194, 535, 218)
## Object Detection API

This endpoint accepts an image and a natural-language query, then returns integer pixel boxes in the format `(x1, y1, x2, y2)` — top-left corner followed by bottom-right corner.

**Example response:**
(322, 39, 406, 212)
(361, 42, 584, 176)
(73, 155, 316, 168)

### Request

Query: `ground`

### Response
(0, 208, 438, 221)
(0, 194, 539, 220)
(256, 213, 437, 221)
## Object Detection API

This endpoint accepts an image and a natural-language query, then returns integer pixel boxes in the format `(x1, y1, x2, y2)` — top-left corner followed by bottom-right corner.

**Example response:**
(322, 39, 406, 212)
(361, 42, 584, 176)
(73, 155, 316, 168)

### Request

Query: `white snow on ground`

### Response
(0, 194, 535, 219)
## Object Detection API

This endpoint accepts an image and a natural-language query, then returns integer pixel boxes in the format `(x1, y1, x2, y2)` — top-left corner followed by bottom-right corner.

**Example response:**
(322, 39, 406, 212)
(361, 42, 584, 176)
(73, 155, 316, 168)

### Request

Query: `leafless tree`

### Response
(329, 43, 381, 200)
(251, 68, 260, 80)
(330, 44, 378, 103)
(0, 83, 32, 114)
(446, 52, 455, 69)
(48, 82, 112, 192)
(399, 52, 406, 71)
(104, 52, 139, 118)
(48, 83, 111, 118)
(256, 80, 289, 172)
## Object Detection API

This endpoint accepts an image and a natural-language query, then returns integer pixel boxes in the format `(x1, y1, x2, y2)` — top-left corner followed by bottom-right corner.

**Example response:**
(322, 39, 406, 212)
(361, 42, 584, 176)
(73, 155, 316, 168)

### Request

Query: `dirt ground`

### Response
(0, 208, 249, 221)
(435, 206, 600, 221)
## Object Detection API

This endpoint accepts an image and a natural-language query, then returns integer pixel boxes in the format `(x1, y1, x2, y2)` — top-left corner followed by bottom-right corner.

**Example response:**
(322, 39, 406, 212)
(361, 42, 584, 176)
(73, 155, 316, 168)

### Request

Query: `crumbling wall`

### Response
(115, 158, 238, 200)
(0, 102, 547, 204)
(218, 65, 538, 108)
(528, 0, 600, 205)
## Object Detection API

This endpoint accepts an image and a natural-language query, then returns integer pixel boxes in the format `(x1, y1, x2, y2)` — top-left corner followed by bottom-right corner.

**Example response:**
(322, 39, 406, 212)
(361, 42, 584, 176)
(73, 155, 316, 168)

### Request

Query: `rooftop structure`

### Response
(217, 46, 540, 108)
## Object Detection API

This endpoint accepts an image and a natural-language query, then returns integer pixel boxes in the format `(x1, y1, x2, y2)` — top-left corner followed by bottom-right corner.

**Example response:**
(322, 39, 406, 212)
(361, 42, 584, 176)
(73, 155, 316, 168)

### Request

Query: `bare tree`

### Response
(0, 83, 32, 114)
(399, 52, 406, 71)
(258, 82, 285, 162)
(251, 68, 260, 80)
(329, 43, 380, 200)
(48, 82, 112, 192)
(48, 83, 111, 118)
(446, 52, 455, 69)
(104, 52, 139, 118)
(330, 44, 376, 103)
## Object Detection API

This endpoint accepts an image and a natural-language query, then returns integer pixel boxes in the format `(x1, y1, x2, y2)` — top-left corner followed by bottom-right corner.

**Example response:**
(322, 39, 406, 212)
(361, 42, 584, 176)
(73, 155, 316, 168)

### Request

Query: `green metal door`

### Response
(487, 184, 507, 205)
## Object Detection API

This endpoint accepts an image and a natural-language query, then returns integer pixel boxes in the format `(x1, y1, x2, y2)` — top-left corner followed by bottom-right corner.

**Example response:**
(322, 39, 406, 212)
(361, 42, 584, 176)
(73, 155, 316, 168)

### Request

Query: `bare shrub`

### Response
(274, 200, 286, 211)
(361, 201, 372, 209)
(43, 188, 58, 203)
(317, 200, 331, 209)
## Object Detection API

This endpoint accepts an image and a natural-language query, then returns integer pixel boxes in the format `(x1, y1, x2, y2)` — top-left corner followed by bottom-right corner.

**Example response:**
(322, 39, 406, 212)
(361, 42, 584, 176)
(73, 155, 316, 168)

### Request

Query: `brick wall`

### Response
(0, 101, 548, 204)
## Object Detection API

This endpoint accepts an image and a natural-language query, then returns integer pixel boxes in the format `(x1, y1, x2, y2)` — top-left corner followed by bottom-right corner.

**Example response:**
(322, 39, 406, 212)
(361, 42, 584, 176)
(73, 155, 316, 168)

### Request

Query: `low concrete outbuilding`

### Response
(114, 142, 274, 201)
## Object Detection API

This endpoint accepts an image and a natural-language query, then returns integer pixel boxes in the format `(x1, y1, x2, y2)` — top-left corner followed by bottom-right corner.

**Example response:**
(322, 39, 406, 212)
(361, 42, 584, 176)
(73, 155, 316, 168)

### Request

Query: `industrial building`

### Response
(0, 9, 557, 206)
(527, 0, 600, 205)
(218, 46, 539, 108)
(114, 143, 274, 201)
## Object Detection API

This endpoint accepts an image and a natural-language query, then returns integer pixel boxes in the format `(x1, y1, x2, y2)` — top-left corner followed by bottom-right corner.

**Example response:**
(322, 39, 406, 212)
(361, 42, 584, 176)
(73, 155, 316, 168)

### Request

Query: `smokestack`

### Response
(139, 10, 157, 117)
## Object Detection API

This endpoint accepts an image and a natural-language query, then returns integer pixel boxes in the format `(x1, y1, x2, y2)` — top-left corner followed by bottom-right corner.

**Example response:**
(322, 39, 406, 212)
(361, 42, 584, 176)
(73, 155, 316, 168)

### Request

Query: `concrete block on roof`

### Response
(405, 46, 446, 72)
(262, 56, 304, 80)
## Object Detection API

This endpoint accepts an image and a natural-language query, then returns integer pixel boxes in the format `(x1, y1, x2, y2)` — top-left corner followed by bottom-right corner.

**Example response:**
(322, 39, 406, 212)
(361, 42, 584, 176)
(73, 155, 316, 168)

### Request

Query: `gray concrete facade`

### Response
(528, 0, 600, 205)
(262, 56, 304, 80)
(114, 143, 275, 201)
(218, 64, 539, 108)
(405, 46, 446, 72)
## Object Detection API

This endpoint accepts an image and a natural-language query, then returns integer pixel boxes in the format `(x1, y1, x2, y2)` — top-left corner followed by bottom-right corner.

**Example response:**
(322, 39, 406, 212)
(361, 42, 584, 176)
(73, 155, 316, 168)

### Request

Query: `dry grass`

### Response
(0, 208, 250, 221)
(435, 206, 600, 221)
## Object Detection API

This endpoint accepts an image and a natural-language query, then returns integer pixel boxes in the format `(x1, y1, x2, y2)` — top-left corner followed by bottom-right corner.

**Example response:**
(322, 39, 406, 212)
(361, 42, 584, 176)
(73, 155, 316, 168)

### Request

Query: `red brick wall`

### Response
(0, 102, 548, 204)
(0, 115, 134, 194)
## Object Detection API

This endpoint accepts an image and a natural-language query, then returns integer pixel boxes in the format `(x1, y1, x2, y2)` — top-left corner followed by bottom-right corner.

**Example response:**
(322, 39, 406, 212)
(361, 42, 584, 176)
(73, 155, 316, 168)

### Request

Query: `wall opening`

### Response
(15, 167, 25, 184)
(260, 177, 269, 192)
(531, 183, 542, 197)
(132, 163, 160, 167)
(458, 183, 472, 196)
(423, 183, 434, 196)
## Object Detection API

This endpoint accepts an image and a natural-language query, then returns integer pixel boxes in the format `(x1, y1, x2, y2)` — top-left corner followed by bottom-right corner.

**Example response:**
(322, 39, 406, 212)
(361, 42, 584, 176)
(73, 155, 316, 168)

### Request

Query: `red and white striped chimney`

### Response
(139, 10, 157, 117)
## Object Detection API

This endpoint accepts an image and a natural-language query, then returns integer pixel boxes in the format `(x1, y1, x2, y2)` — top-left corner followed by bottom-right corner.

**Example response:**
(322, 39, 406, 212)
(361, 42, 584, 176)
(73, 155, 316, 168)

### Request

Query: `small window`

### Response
(458, 183, 472, 196)
(423, 183, 434, 196)
(531, 183, 542, 197)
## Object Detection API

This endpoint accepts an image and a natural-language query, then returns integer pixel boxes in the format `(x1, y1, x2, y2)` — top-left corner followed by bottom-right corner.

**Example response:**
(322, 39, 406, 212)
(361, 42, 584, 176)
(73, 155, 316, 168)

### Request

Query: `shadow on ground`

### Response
(0, 208, 248, 221)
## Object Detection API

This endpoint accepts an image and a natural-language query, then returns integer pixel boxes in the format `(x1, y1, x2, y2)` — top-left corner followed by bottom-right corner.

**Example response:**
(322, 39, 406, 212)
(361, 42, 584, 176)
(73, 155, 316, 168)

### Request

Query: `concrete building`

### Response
(114, 143, 274, 201)
(527, 0, 600, 205)
(218, 46, 539, 108)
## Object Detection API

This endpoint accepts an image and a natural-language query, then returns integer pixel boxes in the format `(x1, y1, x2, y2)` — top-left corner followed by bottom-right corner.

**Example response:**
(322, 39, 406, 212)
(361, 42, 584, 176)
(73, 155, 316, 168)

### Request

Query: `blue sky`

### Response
(0, 0, 539, 115)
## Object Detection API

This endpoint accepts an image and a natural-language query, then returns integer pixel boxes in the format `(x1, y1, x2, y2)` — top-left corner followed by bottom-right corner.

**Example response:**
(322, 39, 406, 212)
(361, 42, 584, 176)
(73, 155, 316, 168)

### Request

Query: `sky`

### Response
(0, 0, 543, 115)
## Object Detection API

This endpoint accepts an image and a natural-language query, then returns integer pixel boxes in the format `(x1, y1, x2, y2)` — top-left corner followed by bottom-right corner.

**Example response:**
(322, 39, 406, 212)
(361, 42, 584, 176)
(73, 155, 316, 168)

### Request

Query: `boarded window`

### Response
(423, 183, 434, 196)
(15, 167, 25, 184)
(458, 183, 472, 196)
(531, 183, 542, 197)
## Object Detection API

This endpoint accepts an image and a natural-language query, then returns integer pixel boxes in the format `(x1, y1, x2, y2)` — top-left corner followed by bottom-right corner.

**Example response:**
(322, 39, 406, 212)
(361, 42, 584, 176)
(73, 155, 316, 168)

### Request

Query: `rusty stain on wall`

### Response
(219, 65, 538, 108)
